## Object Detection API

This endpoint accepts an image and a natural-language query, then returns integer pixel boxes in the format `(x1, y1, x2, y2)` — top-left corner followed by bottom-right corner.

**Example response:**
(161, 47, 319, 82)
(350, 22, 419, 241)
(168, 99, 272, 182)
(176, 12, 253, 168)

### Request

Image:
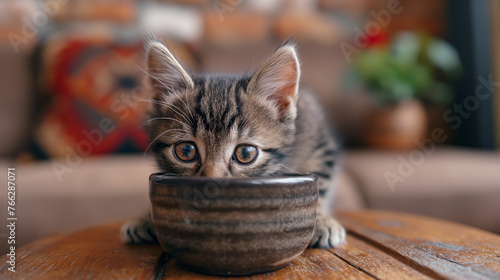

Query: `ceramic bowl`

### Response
(149, 173, 318, 276)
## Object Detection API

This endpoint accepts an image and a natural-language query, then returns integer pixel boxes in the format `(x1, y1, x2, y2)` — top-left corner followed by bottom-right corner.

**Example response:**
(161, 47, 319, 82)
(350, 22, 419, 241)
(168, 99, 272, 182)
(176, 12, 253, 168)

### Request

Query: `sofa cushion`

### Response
(0, 155, 155, 255)
(343, 148, 500, 233)
(332, 166, 366, 212)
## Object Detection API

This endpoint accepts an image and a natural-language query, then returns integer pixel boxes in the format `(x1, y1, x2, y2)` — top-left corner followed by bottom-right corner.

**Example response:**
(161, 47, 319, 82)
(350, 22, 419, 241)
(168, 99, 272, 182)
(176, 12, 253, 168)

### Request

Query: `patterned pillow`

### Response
(35, 28, 150, 159)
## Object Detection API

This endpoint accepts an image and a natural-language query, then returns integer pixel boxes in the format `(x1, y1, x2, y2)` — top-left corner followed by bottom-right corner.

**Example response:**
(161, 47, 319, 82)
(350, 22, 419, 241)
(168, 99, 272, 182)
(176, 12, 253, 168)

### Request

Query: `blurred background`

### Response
(1, 0, 499, 254)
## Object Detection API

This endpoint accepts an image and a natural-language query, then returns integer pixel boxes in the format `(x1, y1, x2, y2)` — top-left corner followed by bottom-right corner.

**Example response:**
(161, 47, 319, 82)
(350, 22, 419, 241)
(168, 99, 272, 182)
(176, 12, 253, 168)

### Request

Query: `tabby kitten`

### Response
(121, 39, 345, 248)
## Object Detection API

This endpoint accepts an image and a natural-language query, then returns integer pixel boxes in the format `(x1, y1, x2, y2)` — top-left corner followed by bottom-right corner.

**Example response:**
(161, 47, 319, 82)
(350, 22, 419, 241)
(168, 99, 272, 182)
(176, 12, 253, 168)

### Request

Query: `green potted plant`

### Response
(346, 32, 462, 150)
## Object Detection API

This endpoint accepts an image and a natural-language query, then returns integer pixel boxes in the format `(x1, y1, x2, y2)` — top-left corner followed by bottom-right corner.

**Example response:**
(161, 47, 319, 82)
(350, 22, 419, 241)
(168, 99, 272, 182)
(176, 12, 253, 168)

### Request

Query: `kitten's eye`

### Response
(174, 142, 198, 162)
(233, 145, 258, 164)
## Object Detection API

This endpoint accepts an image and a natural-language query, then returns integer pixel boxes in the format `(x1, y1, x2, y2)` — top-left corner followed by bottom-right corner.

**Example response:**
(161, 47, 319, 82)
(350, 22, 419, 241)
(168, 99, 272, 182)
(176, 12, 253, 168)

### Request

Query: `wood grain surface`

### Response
(1, 210, 499, 279)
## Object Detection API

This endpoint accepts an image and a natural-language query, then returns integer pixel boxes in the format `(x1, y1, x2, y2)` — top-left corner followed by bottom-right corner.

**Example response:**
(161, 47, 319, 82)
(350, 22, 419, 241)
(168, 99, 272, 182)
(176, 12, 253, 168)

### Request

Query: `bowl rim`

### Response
(149, 172, 318, 185)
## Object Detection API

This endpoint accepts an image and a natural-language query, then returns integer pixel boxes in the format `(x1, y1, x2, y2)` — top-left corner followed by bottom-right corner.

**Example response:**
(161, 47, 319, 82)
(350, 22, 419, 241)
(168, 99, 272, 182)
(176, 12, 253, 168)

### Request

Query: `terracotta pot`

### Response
(363, 100, 428, 150)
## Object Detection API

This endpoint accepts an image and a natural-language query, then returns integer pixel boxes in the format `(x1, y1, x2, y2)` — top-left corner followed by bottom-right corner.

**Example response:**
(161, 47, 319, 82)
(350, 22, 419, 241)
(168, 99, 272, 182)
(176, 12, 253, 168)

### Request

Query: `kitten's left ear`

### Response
(146, 41, 194, 99)
(248, 41, 300, 121)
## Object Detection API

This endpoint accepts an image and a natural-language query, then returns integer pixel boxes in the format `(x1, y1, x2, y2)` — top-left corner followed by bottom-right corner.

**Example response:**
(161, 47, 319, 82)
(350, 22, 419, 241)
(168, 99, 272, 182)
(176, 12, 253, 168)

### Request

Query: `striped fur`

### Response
(121, 38, 345, 249)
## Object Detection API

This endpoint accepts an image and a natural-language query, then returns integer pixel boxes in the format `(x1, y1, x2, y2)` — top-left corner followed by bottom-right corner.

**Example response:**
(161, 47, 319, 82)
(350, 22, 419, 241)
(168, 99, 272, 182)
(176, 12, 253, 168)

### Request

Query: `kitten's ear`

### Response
(146, 41, 193, 99)
(248, 41, 300, 121)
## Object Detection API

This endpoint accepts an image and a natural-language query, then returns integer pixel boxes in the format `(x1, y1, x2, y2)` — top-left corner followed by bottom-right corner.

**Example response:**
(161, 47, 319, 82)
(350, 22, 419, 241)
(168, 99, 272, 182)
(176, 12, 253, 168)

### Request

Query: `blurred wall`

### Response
(0, 0, 455, 159)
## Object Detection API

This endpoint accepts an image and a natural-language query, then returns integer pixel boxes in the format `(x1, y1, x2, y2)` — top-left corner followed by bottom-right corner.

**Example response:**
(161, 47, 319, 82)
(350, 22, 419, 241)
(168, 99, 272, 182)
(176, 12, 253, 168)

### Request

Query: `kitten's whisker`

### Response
(143, 128, 186, 159)
(137, 98, 163, 105)
(172, 133, 189, 142)
(159, 98, 193, 125)
(134, 62, 171, 91)
(159, 79, 194, 122)
(137, 98, 192, 125)
(139, 117, 185, 128)
(280, 164, 305, 176)
(134, 63, 194, 124)
(183, 93, 194, 120)
(169, 90, 194, 121)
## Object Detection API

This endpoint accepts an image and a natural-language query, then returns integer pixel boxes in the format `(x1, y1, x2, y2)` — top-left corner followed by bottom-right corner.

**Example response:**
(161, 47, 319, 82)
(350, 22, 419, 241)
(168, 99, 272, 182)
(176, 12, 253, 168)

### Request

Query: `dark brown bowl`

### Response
(149, 173, 318, 276)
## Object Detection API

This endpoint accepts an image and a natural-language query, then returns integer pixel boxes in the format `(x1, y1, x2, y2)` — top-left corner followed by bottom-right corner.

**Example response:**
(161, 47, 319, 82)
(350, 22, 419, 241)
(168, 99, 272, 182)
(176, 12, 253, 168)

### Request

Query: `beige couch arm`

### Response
(343, 147, 500, 234)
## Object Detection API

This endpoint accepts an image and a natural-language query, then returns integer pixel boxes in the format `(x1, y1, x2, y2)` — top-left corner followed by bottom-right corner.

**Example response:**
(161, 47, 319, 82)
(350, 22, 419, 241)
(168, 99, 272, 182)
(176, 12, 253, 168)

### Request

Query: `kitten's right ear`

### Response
(248, 41, 300, 121)
(146, 41, 193, 99)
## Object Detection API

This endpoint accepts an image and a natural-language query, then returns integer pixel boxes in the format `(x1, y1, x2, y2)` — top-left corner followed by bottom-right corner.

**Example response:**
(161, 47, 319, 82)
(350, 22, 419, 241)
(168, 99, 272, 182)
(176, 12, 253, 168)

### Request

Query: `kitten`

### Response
(121, 39, 345, 248)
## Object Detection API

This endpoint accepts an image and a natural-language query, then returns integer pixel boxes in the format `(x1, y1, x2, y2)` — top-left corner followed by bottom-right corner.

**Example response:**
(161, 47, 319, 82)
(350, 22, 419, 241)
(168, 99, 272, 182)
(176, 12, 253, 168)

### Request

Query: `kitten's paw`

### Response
(308, 215, 346, 248)
(120, 216, 158, 244)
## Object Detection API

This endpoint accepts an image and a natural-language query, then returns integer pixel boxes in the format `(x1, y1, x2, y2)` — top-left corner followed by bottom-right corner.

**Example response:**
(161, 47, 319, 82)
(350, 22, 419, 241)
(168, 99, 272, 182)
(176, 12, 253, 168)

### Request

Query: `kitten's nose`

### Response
(199, 163, 228, 177)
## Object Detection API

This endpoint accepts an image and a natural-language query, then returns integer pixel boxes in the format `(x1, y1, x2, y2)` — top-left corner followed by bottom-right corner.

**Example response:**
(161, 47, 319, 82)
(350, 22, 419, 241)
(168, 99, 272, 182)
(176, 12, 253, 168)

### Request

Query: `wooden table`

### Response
(1, 210, 499, 279)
